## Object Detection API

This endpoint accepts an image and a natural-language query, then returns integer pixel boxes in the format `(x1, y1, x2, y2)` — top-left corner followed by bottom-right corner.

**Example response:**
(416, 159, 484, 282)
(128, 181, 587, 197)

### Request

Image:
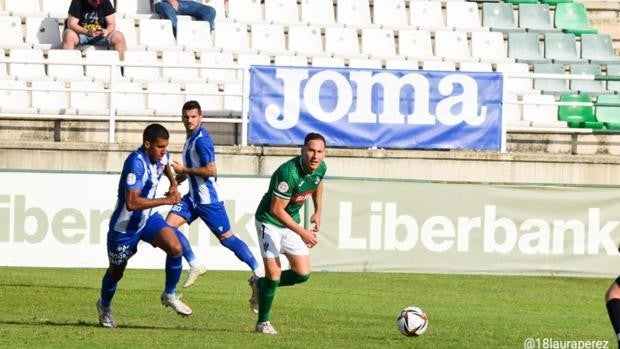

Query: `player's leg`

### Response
(279, 229, 312, 286)
(605, 276, 620, 347)
(254, 221, 282, 334)
(144, 215, 192, 316)
(167, 198, 207, 288)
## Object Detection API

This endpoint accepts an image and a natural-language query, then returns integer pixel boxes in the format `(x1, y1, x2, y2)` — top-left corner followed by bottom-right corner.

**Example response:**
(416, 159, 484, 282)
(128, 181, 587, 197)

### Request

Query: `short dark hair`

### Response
(304, 132, 326, 146)
(182, 100, 202, 115)
(143, 123, 169, 143)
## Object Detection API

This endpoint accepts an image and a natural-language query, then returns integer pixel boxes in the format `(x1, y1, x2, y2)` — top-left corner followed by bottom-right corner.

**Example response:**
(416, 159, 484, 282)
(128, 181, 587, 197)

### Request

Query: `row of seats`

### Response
(0, 79, 242, 116)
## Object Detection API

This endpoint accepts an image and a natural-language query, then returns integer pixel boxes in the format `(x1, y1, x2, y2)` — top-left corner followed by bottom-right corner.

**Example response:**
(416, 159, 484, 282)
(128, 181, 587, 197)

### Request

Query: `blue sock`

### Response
(220, 235, 259, 271)
(174, 228, 196, 263)
(100, 271, 117, 307)
(164, 254, 183, 294)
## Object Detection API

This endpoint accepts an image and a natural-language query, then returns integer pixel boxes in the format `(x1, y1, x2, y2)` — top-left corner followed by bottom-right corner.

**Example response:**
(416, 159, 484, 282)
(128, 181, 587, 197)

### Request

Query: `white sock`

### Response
(188, 259, 201, 268)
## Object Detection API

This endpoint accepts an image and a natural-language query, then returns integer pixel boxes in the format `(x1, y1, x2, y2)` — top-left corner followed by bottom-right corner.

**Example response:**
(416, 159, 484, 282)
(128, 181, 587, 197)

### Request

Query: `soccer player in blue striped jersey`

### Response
(96, 124, 192, 328)
(165, 101, 260, 296)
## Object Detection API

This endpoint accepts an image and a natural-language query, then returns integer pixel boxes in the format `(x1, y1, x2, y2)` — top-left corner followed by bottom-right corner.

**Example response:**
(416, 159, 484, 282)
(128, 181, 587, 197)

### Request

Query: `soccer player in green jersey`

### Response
(250, 132, 327, 335)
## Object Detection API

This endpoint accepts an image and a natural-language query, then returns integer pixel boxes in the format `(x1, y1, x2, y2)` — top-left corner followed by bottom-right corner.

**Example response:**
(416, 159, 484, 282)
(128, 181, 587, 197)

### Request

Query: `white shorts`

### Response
(255, 219, 309, 258)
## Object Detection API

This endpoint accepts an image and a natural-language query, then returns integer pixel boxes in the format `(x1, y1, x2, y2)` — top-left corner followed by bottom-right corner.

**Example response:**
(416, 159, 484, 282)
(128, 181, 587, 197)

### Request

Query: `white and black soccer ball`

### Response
(396, 306, 428, 337)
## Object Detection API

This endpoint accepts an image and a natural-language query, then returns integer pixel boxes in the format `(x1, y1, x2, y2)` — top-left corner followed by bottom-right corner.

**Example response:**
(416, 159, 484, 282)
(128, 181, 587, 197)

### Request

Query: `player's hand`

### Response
(300, 229, 318, 248)
(175, 173, 187, 184)
(165, 183, 179, 197)
(310, 213, 321, 232)
(166, 191, 181, 205)
(171, 160, 185, 175)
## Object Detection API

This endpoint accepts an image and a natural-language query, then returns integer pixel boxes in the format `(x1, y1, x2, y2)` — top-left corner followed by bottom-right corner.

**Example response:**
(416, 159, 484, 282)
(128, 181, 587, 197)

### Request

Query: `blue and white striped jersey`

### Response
(183, 126, 221, 205)
(108, 146, 170, 235)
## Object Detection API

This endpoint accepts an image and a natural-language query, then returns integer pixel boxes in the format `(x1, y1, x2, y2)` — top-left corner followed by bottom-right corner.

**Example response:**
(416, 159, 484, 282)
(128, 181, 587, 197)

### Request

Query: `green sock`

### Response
(258, 277, 279, 323)
(279, 270, 310, 287)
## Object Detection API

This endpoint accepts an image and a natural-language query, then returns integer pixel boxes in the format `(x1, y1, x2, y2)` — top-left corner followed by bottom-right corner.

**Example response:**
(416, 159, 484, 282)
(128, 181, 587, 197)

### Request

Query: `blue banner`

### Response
(248, 66, 503, 150)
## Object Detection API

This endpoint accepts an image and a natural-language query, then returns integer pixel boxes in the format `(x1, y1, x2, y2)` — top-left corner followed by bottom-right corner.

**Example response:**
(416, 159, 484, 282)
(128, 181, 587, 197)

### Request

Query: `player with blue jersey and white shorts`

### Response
(96, 124, 193, 328)
(165, 100, 260, 294)
(251, 132, 327, 335)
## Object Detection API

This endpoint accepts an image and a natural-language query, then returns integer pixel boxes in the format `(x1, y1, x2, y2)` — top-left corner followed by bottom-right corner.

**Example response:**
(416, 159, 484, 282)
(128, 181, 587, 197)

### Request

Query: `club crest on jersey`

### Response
(277, 181, 289, 193)
(157, 164, 164, 175)
(126, 173, 137, 185)
(315, 177, 321, 184)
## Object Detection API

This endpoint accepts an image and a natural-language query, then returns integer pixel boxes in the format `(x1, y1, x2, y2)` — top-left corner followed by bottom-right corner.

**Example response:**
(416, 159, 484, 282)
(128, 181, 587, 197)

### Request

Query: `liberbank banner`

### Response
(248, 65, 503, 150)
(0, 172, 618, 277)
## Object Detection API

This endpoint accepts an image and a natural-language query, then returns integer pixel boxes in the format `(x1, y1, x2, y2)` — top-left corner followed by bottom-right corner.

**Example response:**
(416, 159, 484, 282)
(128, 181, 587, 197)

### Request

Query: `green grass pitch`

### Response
(0, 267, 613, 348)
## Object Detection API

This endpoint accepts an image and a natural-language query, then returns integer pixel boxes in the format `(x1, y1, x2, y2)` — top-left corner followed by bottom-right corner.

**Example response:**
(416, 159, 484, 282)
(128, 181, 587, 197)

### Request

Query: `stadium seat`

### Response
(502, 94, 528, 128)
(4, 0, 44, 18)
(580, 33, 619, 65)
(199, 52, 237, 83)
(274, 54, 308, 67)
(41, 0, 71, 19)
(147, 82, 184, 116)
(227, 0, 264, 23)
(508, 32, 550, 64)
(214, 22, 254, 54)
(84, 50, 125, 82)
(518, 4, 559, 33)
(373, 0, 408, 29)
(324, 26, 365, 59)
(459, 62, 493, 72)
(533, 63, 570, 95)
(25, 17, 62, 50)
(69, 81, 109, 115)
(558, 94, 603, 128)
(123, 50, 166, 83)
(0, 49, 9, 79)
(0, 15, 31, 49)
(348, 58, 382, 69)
(206, 0, 227, 24)
(408, 1, 445, 31)
(496, 62, 536, 95)
(471, 31, 513, 63)
(184, 82, 224, 115)
(31, 80, 69, 114)
(113, 81, 153, 116)
(251, 23, 287, 56)
(554, 2, 597, 36)
(398, 29, 437, 62)
(503, 0, 538, 4)
(0, 80, 36, 114)
(595, 94, 620, 129)
(139, 19, 179, 52)
(161, 51, 203, 83)
(236, 53, 270, 81)
(176, 20, 213, 52)
(482, 2, 522, 33)
(336, 0, 372, 28)
(115, 18, 145, 51)
(422, 60, 456, 72)
(384, 59, 419, 71)
(115, 0, 154, 20)
(360, 28, 396, 60)
(47, 49, 90, 82)
(606, 64, 620, 93)
(544, 33, 583, 64)
(222, 83, 242, 114)
(434, 30, 473, 63)
(264, 0, 300, 25)
(300, 0, 336, 26)
(8, 48, 51, 80)
(540, 0, 574, 5)
(287, 25, 329, 58)
(311, 56, 346, 68)
(446, 2, 483, 32)
(522, 94, 566, 128)
(569, 64, 605, 95)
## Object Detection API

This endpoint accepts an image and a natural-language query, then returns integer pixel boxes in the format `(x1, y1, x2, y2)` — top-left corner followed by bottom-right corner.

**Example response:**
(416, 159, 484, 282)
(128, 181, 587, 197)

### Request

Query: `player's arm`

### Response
(310, 181, 323, 232)
(171, 161, 216, 178)
(270, 196, 318, 247)
(163, 163, 179, 196)
(125, 188, 180, 211)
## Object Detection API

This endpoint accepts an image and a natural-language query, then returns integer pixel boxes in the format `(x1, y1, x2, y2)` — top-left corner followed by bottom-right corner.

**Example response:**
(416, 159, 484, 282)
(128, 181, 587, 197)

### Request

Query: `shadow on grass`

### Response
(0, 319, 251, 333)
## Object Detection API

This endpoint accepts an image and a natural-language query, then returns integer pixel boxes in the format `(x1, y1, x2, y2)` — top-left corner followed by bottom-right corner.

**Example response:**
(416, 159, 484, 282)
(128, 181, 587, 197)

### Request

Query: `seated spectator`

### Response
(151, 0, 216, 36)
(62, 0, 126, 60)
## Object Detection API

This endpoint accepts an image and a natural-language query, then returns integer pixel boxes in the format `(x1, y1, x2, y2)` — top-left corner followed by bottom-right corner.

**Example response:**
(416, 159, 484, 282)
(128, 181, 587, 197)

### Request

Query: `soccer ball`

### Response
(396, 306, 428, 337)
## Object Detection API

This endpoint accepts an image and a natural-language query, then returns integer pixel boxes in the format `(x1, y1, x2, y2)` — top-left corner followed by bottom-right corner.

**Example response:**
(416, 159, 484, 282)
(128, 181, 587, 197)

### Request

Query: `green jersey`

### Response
(255, 155, 327, 227)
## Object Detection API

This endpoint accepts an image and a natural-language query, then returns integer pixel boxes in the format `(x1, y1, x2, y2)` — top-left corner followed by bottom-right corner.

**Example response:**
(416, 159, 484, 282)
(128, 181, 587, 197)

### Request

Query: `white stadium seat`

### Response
(123, 50, 166, 82)
(336, 0, 371, 28)
(8, 48, 50, 80)
(161, 50, 203, 83)
(264, 0, 300, 25)
(69, 81, 109, 115)
(446, 1, 483, 31)
(324, 26, 365, 59)
(434, 30, 474, 62)
(114, 81, 153, 116)
(115, 0, 154, 20)
(25, 17, 62, 50)
(0, 16, 32, 49)
(471, 31, 513, 64)
(200, 52, 238, 83)
(41, 0, 72, 19)
(115, 18, 145, 51)
(348, 58, 382, 69)
(459, 61, 493, 72)
(373, 0, 408, 29)
(31, 80, 70, 114)
(361, 28, 396, 59)
(223, 83, 243, 114)
(409, 1, 445, 31)
(398, 29, 437, 61)
(84, 50, 126, 82)
(185, 82, 224, 115)
(496, 62, 536, 95)
(422, 60, 456, 71)
(311, 56, 345, 68)
(176, 20, 213, 52)
(139, 19, 179, 52)
(522, 94, 566, 128)
(273, 55, 308, 67)
(502, 94, 528, 128)
(385, 59, 419, 71)
(251, 23, 287, 55)
(300, 0, 336, 26)
(287, 25, 329, 58)
(214, 22, 254, 54)
(5, 0, 45, 18)
(47, 49, 90, 82)
(0, 80, 36, 114)
(147, 82, 184, 116)
(227, 0, 264, 23)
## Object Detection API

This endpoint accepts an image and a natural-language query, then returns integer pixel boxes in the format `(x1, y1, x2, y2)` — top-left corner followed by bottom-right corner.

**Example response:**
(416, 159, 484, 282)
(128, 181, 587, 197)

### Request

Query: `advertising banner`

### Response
(248, 65, 503, 150)
(1, 172, 618, 277)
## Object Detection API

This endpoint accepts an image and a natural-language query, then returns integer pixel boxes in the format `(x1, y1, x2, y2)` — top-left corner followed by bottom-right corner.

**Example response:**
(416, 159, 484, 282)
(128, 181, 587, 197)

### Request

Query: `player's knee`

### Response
(297, 272, 310, 284)
(107, 267, 124, 281)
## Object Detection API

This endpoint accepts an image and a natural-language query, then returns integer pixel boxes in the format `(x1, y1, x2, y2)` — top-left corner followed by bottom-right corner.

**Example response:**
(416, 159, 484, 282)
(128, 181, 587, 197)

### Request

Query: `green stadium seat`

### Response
(595, 95, 620, 129)
(518, 4, 560, 33)
(554, 2, 598, 36)
(558, 94, 603, 128)
(540, 0, 573, 5)
(607, 64, 620, 93)
(580, 33, 620, 65)
(534, 63, 570, 95)
(508, 32, 550, 64)
(483, 3, 523, 32)
(544, 32, 583, 64)
(569, 64, 605, 95)
(504, 0, 538, 4)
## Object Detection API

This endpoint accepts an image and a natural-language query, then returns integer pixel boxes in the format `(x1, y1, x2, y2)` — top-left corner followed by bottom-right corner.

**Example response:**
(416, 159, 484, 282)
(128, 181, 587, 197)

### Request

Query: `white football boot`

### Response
(96, 299, 117, 328)
(182, 264, 207, 288)
(160, 293, 193, 316)
(256, 321, 278, 335)
(248, 274, 259, 314)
